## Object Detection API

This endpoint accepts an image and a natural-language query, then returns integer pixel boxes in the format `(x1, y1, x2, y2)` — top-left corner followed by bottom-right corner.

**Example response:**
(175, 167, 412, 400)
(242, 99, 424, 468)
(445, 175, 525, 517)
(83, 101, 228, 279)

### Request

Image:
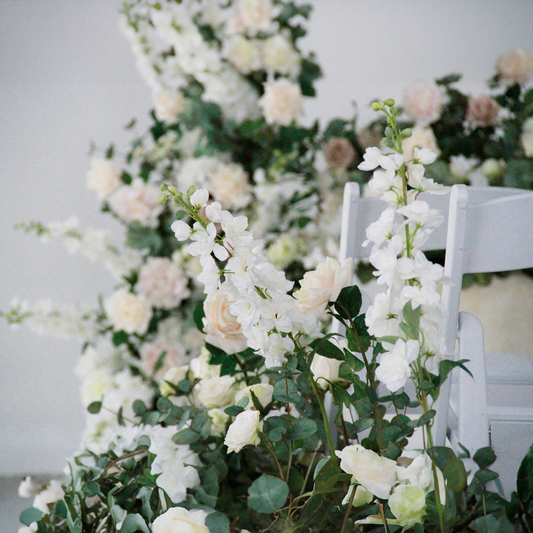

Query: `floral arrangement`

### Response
(355, 46, 533, 286)
(3, 0, 368, 462)
(17, 101, 533, 533)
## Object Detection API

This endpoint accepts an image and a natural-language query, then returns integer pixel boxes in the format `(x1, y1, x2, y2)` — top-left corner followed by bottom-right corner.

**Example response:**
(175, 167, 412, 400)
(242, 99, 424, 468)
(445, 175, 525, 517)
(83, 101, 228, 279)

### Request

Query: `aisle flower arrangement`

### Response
(17, 101, 533, 533)
(3, 0, 367, 453)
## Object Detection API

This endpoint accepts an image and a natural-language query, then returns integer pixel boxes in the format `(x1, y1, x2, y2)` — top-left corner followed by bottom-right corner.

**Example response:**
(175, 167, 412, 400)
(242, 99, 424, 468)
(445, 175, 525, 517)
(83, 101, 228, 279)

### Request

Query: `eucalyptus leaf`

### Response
(248, 474, 289, 514)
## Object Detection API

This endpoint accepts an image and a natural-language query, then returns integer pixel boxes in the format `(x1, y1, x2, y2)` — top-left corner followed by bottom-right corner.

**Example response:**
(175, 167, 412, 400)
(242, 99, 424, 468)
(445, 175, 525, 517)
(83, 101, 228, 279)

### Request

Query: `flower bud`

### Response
(383, 98, 395, 107)
(372, 101, 384, 111)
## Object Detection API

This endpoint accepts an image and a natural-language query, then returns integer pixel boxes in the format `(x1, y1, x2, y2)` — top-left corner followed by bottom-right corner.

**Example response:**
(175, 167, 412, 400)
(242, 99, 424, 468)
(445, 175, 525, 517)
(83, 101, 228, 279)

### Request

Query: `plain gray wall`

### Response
(1, 0, 532, 474)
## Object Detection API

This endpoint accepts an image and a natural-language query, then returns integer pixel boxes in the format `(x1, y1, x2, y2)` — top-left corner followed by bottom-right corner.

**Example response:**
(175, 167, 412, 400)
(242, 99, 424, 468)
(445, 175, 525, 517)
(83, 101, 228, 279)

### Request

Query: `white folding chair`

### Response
(337, 183, 533, 462)
(433, 185, 533, 486)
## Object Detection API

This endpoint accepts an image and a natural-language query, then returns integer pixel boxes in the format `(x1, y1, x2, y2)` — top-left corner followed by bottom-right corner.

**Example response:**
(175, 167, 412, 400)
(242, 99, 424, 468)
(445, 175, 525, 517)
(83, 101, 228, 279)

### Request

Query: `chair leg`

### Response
(455, 312, 490, 455)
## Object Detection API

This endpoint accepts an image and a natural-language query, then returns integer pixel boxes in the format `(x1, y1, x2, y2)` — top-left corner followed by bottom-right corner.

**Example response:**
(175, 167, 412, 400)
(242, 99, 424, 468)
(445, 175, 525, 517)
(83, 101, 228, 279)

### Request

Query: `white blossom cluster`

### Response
(4, 298, 99, 341)
(120, 0, 306, 124)
(171, 188, 327, 368)
(359, 146, 449, 392)
(20, 215, 145, 281)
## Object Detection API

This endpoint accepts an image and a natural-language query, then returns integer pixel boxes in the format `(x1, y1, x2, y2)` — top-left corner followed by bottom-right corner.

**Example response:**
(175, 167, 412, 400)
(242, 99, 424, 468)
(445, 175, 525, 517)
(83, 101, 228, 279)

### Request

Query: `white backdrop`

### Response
(1, 0, 532, 475)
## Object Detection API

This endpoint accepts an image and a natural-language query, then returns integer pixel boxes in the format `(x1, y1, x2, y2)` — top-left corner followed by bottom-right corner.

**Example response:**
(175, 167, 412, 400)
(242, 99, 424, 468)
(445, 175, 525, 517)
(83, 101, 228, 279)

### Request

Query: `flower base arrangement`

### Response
(16, 101, 533, 533)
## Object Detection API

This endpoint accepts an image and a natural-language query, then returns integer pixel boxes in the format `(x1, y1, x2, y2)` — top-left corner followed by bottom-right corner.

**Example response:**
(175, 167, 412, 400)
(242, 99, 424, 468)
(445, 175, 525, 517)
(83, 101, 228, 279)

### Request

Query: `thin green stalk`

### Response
(310, 377, 336, 454)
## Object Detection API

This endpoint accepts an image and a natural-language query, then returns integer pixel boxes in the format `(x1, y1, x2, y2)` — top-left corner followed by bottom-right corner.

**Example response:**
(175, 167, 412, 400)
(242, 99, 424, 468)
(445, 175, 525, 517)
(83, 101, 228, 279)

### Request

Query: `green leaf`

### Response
(248, 474, 290, 514)
(473, 447, 497, 468)
(291, 418, 317, 440)
(205, 512, 230, 533)
(87, 401, 102, 414)
(120, 513, 150, 533)
(136, 487, 154, 522)
(435, 73, 462, 86)
(193, 299, 205, 332)
(20, 507, 44, 526)
(224, 405, 244, 417)
(273, 378, 300, 403)
(427, 446, 467, 492)
(309, 338, 345, 360)
(132, 400, 147, 416)
(172, 428, 200, 445)
(475, 468, 499, 485)
(333, 285, 362, 321)
(400, 301, 421, 340)
(408, 410, 436, 428)
(112, 330, 129, 346)
(517, 444, 533, 502)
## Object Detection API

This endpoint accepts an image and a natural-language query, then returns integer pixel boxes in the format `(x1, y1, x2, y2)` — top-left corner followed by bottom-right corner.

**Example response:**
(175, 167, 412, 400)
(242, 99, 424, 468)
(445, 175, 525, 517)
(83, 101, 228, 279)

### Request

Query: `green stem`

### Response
(340, 484, 356, 533)
(310, 376, 336, 455)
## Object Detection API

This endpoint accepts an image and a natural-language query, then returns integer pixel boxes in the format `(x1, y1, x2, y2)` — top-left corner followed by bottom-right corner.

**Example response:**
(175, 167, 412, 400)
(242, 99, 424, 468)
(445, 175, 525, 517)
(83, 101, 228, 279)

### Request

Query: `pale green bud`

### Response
(160, 183, 168, 191)
(158, 195, 167, 205)
(382, 138, 394, 149)
(168, 185, 177, 194)
(401, 128, 412, 139)
(372, 101, 384, 111)
(383, 98, 395, 107)
(385, 126, 394, 139)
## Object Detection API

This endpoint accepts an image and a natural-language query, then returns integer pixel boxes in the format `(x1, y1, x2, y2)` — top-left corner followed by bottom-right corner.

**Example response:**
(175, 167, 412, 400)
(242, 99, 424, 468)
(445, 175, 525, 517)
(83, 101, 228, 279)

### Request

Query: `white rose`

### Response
(108, 180, 164, 228)
(311, 354, 343, 390)
(388, 484, 426, 527)
(266, 233, 302, 268)
(342, 483, 374, 506)
(225, 409, 263, 453)
(18, 476, 39, 498)
(204, 291, 248, 354)
(137, 257, 191, 309)
(85, 158, 121, 201)
(450, 155, 479, 179)
(234, 383, 274, 409)
(197, 375, 236, 408)
(105, 289, 152, 335)
(521, 117, 533, 157)
(232, 0, 276, 35)
(402, 126, 439, 162)
(294, 257, 353, 315)
(154, 90, 187, 125)
(262, 35, 301, 76)
(208, 408, 230, 436)
(223, 36, 261, 74)
(496, 48, 533, 86)
(208, 163, 252, 209)
(32, 480, 64, 514)
(160, 365, 190, 397)
(152, 507, 209, 533)
(481, 158, 506, 179)
(259, 78, 303, 126)
(336, 445, 398, 500)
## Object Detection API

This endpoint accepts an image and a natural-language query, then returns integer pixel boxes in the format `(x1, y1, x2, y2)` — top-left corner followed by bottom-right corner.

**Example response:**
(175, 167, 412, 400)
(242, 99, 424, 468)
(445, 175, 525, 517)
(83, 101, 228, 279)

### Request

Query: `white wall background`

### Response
(1, 0, 532, 475)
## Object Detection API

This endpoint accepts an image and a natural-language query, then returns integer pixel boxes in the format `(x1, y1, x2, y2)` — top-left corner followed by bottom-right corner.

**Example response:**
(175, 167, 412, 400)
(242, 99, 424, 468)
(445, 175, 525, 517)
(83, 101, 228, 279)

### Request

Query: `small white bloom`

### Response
(358, 147, 383, 171)
(375, 339, 420, 392)
(388, 484, 426, 527)
(172, 220, 192, 241)
(33, 480, 64, 514)
(259, 78, 303, 126)
(311, 354, 343, 389)
(209, 162, 252, 209)
(190, 188, 210, 208)
(262, 34, 301, 77)
(412, 147, 438, 165)
(18, 476, 40, 498)
(225, 409, 263, 453)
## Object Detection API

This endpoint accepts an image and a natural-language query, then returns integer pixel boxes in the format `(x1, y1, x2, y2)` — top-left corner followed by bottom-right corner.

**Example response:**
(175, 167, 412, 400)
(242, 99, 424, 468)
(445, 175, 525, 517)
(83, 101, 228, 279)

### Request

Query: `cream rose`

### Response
(466, 94, 500, 127)
(204, 290, 248, 354)
(294, 257, 353, 315)
(402, 126, 439, 162)
(208, 162, 252, 209)
(259, 78, 303, 126)
(234, 383, 274, 409)
(225, 409, 263, 453)
(85, 158, 121, 201)
(197, 375, 236, 409)
(336, 445, 398, 500)
(311, 354, 343, 390)
(108, 180, 164, 227)
(323, 137, 356, 170)
(262, 35, 301, 76)
(496, 48, 533, 86)
(152, 507, 209, 533)
(403, 82, 446, 124)
(154, 90, 187, 125)
(223, 36, 261, 74)
(233, 0, 276, 35)
(104, 289, 152, 334)
(137, 257, 191, 309)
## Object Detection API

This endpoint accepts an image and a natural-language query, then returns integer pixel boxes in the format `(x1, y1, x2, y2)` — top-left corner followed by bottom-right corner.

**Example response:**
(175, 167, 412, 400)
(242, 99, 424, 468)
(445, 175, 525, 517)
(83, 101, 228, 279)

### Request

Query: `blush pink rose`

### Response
(137, 257, 191, 309)
(140, 340, 187, 381)
(466, 94, 500, 127)
(403, 82, 446, 124)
